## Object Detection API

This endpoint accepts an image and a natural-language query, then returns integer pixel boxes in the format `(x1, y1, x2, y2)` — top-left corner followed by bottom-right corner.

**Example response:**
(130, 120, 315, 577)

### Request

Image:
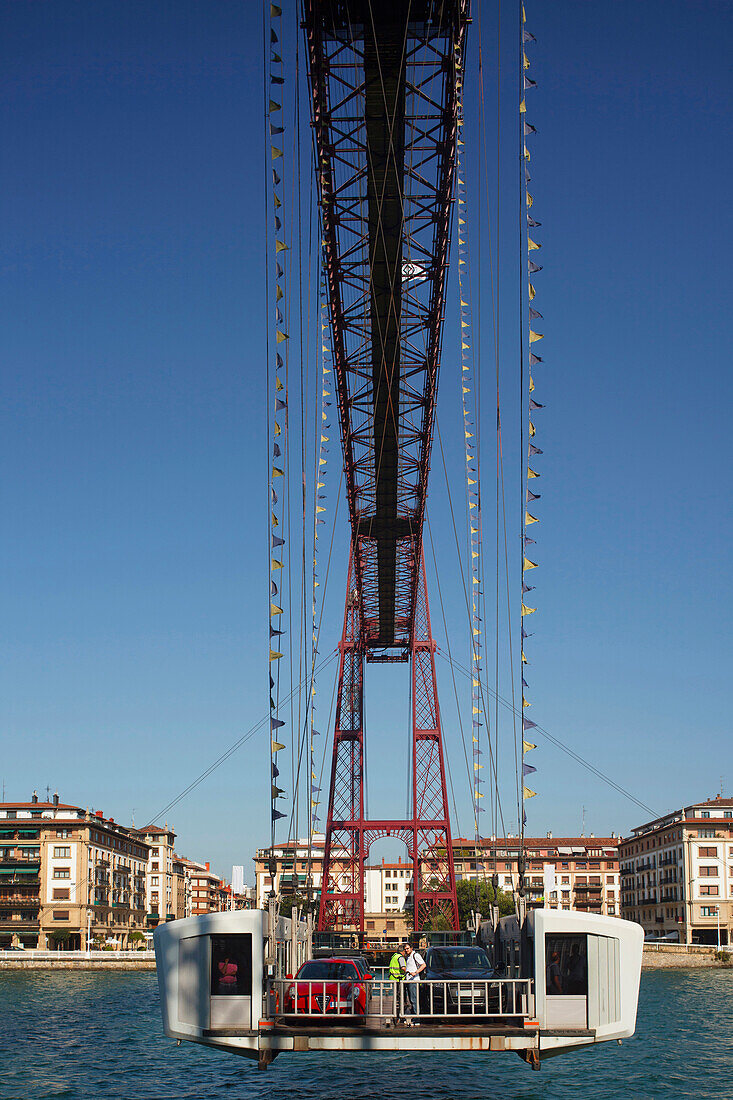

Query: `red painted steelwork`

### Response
(317, 550, 458, 932)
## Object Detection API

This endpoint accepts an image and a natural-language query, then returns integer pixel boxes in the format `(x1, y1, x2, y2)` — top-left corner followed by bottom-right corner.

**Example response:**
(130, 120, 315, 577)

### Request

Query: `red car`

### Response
(282, 958, 371, 1017)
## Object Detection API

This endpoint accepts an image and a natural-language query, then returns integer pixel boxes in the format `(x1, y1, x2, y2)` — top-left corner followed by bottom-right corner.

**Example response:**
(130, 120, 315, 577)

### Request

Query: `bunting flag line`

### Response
(520, 5, 543, 827)
(267, 0, 288, 839)
(307, 263, 332, 846)
(454, 38, 486, 861)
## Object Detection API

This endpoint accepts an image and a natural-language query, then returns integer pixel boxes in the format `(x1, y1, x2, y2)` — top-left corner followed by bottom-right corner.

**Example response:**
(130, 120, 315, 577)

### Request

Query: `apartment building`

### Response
(253, 836, 327, 908)
(0, 793, 149, 949)
(363, 858, 414, 941)
(182, 858, 229, 915)
(620, 795, 733, 945)
(132, 824, 178, 928)
(439, 834, 620, 916)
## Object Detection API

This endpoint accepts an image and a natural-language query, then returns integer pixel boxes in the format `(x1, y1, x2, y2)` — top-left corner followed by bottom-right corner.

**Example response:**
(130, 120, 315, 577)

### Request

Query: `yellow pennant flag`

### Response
(275, 240, 288, 253)
(523, 740, 536, 752)
(271, 603, 283, 616)
(276, 330, 289, 343)
(529, 376, 535, 392)
(523, 699, 531, 708)
(528, 282, 536, 300)
(271, 559, 283, 570)
(272, 739, 285, 752)
(528, 238, 541, 251)
(521, 650, 528, 664)
(527, 467, 539, 478)
(529, 330, 543, 343)
(316, 505, 326, 514)
(276, 376, 283, 389)
(272, 466, 283, 478)
(521, 603, 536, 616)
(271, 146, 282, 160)
(274, 421, 281, 436)
(474, 762, 484, 771)
(525, 511, 538, 524)
(276, 284, 283, 301)
(271, 512, 278, 527)
(523, 557, 538, 570)
(527, 192, 533, 208)
(269, 649, 282, 661)
(523, 786, 537, 800)
(529, 420, 536, 437)
(520, 98, 526, 114)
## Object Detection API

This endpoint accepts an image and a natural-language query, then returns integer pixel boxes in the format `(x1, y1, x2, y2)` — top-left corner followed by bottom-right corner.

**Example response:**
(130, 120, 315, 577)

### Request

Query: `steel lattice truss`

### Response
(318, 552, 458, 932)
(305, 0, 468, 652)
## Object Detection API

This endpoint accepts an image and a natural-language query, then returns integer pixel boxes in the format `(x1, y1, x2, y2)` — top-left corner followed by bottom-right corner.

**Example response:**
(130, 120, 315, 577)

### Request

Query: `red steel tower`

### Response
(304, 0, 469, 932)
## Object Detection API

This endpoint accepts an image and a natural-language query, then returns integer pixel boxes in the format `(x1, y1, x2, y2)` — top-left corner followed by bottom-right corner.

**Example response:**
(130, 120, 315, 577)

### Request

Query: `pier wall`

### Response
(642, 945, 727, 969)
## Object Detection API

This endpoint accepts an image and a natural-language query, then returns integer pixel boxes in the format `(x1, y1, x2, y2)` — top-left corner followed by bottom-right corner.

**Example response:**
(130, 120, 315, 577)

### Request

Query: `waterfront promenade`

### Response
(2, 945, 730, 971)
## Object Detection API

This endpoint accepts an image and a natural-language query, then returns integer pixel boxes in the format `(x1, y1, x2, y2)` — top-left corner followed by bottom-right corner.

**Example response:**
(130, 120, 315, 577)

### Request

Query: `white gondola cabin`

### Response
(154, 908, 642, 1070)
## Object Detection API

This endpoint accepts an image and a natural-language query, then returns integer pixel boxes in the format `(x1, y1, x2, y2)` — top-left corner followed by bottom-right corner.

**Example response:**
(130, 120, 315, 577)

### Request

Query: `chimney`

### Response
(590, 832, 595, 838)
(205, 862, 210, 872)
(31, 791, 38, 804)
(53, 791, 59, 808)
(546, 830, 552, 839)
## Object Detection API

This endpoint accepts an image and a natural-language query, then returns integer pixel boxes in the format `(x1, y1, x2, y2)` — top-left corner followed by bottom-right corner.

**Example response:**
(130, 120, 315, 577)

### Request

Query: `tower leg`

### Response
(411, 552, 459, 931)
(318, 552, 365, 931)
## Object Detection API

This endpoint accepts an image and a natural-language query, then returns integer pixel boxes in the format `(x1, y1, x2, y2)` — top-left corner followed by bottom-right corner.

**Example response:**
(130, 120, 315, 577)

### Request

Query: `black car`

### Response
(417, 946, 497, 1015)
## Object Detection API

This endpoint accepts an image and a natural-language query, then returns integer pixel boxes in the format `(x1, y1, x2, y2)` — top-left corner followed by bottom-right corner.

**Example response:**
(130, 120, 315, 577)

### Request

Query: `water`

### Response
(0, 969, 731, 1099)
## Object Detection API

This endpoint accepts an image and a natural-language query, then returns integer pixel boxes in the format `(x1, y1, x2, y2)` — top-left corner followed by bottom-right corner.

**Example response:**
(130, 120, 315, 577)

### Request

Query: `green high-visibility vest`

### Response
(389, 952, 404, 980)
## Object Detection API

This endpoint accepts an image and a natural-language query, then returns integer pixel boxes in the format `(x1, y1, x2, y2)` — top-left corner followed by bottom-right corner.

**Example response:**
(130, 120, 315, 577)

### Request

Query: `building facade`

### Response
(0, 794, 149, 949)
(132, 824, 178, 928)
(253, 837, 327, 908)
(620, 795, 733, 945)
(442, 834, 620, 915)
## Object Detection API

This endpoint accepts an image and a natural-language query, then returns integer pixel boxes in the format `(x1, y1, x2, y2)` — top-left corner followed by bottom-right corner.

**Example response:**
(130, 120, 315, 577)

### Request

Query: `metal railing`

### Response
(0, 949, 155, 960)
(267, 976, 533, 1022)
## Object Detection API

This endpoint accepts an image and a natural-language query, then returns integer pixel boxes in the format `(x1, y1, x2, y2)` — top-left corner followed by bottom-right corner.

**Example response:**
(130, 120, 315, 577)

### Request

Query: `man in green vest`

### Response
(388, 947, 405, 1023)
(389, 948, 405, 981)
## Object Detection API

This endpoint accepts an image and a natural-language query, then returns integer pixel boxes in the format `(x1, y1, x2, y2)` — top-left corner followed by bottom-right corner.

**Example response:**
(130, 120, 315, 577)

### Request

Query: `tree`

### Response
(278, 892, 318, 919)
(48, 930, 70, 950)
(455, 879, 514, 929)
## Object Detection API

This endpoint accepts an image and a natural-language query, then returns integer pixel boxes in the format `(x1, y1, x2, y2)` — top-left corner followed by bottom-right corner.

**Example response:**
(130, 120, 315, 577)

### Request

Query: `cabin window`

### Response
(545, 934, 587, 996)
(210, 934, 252, 997)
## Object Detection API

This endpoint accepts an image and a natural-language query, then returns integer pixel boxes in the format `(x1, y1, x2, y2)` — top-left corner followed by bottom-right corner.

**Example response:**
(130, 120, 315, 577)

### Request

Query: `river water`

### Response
(0, 969, 731, 1099)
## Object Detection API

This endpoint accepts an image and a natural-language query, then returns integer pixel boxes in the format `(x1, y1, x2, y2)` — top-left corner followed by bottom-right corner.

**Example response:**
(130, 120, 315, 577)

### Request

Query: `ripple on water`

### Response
(0, 969, 731, 1100)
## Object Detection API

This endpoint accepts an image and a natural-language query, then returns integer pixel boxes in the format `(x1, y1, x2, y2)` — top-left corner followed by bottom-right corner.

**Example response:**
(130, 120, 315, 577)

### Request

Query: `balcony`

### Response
(0, 896, 39, 909)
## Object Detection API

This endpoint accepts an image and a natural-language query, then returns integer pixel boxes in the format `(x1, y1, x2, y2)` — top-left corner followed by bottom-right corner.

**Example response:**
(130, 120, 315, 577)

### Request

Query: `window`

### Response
(699, 847, 718, 858)
(701, 906, 719, 916)
(545, 934, 587, 996)
(700, 811, 710, 818)
(53, 846, 71, 858)
(52, 889, 70, 900)
(700, 885, 719, 896)
(151, 876, 159, 885)
(724, 812, 732, 819)
(53, 911, 70, 920)
(53, 868, 71, 880)
(699, 866, 719, 877)
(699, 830, 715, 838)
(56, 830, 71, 839)
(386, 920, 395, 931)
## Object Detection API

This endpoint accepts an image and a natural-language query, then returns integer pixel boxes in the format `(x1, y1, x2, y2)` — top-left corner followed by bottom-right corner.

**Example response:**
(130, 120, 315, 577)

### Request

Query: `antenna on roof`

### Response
(581, 806, 586, 837)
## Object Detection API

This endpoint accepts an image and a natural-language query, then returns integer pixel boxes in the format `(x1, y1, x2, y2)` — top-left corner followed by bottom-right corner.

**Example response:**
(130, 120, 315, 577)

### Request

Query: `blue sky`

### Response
(1, 1, 730, 883)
